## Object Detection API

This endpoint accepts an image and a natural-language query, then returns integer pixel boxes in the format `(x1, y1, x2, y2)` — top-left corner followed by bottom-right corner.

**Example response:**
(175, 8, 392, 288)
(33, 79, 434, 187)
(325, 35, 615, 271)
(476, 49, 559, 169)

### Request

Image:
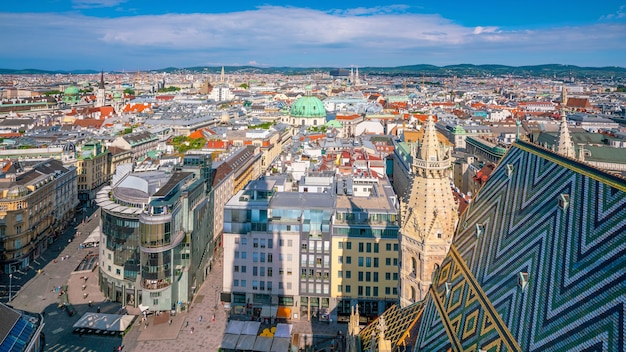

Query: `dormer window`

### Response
(518, 272, 529, 291)
(475, 223, 485, 238)
(559, 194, 570, 210)
(506, 164, 514, 177)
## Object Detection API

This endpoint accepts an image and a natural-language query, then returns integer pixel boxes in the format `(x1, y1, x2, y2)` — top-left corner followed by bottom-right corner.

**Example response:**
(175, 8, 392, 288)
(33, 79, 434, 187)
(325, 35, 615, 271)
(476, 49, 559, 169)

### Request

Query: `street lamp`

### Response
(8, 273, 12, 302)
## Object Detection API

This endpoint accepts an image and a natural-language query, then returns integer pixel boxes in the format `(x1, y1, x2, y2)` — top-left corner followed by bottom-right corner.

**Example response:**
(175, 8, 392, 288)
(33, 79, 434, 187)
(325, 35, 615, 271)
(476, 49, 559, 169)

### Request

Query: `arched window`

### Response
(411, 257, 418, 275)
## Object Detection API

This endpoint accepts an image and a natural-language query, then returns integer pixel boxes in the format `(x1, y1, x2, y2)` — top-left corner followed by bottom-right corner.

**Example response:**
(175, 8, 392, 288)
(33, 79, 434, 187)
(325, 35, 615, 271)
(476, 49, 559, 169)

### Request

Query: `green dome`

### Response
(290, 95, 326, 118)
(64, 86, 79, 96)
(113, 92, 122, 100)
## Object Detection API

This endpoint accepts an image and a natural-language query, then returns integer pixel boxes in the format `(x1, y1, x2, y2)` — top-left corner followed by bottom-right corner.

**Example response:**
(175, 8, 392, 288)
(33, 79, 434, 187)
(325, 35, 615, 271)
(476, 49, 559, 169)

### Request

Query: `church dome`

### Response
(64, 86, 80, 96)
(290, 94, 326, 118)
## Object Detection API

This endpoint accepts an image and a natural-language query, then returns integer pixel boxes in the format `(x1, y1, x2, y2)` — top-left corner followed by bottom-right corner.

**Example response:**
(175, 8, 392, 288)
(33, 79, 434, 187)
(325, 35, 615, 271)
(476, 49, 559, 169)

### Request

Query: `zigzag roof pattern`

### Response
(413, 140, 626, 351)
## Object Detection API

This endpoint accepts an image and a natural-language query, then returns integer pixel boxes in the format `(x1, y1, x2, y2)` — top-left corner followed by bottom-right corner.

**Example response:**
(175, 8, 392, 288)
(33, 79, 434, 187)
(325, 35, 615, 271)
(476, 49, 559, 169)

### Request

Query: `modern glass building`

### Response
(97, 155, 213, 311)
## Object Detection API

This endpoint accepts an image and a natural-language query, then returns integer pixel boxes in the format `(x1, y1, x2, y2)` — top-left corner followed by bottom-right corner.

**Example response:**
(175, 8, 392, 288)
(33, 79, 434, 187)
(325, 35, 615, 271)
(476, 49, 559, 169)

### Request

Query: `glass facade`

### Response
(102, 211, 140, 275)
(140, 221, 172, 248)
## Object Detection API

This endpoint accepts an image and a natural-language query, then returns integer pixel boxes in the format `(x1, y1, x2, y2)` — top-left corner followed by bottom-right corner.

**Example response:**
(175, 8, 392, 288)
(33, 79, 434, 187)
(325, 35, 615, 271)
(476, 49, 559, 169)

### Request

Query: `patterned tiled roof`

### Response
(413, 140, 626, 351)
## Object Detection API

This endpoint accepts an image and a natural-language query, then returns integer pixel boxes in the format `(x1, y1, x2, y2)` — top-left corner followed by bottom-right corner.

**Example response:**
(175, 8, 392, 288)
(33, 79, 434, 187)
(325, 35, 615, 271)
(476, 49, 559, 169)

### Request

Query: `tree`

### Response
(124, 88, 135, 95)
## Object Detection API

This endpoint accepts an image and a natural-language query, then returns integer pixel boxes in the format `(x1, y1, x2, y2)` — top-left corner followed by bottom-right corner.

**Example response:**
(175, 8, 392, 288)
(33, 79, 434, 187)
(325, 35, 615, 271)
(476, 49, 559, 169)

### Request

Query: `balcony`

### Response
(142, 278, 171, 291)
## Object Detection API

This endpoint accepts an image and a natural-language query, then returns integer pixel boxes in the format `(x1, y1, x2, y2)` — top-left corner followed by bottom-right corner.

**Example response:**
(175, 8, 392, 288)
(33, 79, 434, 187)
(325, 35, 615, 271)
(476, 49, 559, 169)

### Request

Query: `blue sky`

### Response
(1, 0, 625, 70)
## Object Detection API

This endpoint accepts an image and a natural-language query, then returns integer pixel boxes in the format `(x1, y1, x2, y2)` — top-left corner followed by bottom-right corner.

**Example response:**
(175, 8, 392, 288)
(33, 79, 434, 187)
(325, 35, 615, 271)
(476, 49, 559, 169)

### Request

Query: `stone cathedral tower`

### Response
(96, 71, 106, 108)
(399, 116, 458, 307)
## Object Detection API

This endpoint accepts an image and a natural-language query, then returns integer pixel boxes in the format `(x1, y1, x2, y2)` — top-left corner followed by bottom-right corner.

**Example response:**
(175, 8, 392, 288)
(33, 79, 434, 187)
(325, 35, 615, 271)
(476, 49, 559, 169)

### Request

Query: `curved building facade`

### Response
(97, 158, 214, 311)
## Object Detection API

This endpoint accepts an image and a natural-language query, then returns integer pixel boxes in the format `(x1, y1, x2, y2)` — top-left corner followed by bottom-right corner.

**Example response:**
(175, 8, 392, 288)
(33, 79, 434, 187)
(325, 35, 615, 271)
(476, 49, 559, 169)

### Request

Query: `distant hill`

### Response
(0, 68, 99, 74)
(2, 64, 625, 78)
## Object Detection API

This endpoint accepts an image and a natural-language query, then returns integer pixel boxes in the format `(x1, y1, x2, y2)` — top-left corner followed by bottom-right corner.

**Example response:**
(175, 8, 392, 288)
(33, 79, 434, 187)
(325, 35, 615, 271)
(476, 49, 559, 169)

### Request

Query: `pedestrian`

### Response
(212, 314, 215, 322)
(199, 315, 203, 322)
(185, 321, 189, 327)
(190, 327, 194, 334)
(168, 319, 172, 326)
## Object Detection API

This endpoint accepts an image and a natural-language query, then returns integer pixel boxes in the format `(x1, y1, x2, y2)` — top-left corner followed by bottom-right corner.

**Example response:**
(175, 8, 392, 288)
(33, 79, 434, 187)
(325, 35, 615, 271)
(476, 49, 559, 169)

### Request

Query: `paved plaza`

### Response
(5, 205, 348, 352)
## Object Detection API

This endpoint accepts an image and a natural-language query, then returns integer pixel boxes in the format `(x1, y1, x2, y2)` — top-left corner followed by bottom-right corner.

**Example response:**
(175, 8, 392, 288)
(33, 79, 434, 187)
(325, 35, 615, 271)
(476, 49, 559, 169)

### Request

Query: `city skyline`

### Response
(1, 1, 625, 71)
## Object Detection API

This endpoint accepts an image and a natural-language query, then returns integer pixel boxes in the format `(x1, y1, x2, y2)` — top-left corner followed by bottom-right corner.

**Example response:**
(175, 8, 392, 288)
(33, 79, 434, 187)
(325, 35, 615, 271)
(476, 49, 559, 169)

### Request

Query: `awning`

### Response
(82, 227, 100, 245)
(276, 307, 291, 319)
(72, 313, 136, 332)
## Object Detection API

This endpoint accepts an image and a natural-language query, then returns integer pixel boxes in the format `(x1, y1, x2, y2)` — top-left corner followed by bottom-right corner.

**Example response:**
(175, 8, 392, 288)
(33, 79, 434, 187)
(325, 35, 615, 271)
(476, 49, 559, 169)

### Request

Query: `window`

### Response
(373, 272, 378, 282)
(302, 243, 308, 250)
(358, 257, 364, 267)
(241, 280, 247, 287)
(346, 242, 352, 250)
(253, 239, 259, 248)
(235, 251, 240, 259)
(261, 253, 266, 262)
(288, 240, 293, 247)
(345, 285, 351, 293)
(279, 239, 284, 246)
(234, 280, 239, 286)
(386, 243, 391, 251)
(386, 258, 391, 266)
(393, 273, 398, 280)
(253, 266, 258, 276)
(260, 267, 265, 276)
(287, 254, 292, 261)
(365, 272, 370, 282)
(358, 286, 363, 295)
(358, 242, 364, 252)
(358, 272, 364, 281)
(267, 268, 273, 277)
(267, 282, 272, 291)
(241, 266, 247, 273)
(279, 282, 284, 289)
(393, 243, 398, 251)
(260, 239, 266, 248)
(260, 281, 265, 291)
(287, 282, 292, 289)
(338, 285, 342, 292)
(373, 287, 378, 296)
(338, 256, 343, 264)
(366, 287, 371, 296)
(393, 258, 398, 266)
(241, 252, 247, 259)
(374, 258, 379, 267)
(316, 257, 322, 266)
(338, 242, 343, 249)
(253, 280, 258, 290)
(268, 239, 273, 248)
(385, 273, 391, 280)
(234, 265, 240, 272)
(385, 287, 390, 295)
(267, 254, 273, 263)
(374, 243, 379, 253)
(241, 238, 247, 245)
(366, 243, 371, 253)
(235, 238, 240, 244)
(392, 287, 397, 295)
(253, 253, 259, 262)
(337, 271, 343, 278)
(366, 257, 371, 267)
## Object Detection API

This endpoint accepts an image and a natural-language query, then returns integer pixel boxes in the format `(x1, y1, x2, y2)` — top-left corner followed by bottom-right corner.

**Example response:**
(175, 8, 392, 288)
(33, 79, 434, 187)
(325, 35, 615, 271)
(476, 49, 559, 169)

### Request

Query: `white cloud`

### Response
(72, 0, 127, 9)
(0, 6, 625, 69)
(600, 5, 625, 20)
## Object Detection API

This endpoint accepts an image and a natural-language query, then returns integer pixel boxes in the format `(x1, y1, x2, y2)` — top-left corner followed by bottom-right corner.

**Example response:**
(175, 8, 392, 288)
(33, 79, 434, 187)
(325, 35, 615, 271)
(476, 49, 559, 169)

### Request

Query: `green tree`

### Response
(124, 88, 135, 95)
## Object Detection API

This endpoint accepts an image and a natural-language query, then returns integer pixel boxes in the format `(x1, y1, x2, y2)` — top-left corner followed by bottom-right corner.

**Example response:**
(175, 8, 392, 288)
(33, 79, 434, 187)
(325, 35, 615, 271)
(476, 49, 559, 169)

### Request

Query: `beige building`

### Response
(0, 161, 72, 274)
(76, 141, 110, 205)
(109, 131, 159, 162)
(399, 116, 458, 306)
